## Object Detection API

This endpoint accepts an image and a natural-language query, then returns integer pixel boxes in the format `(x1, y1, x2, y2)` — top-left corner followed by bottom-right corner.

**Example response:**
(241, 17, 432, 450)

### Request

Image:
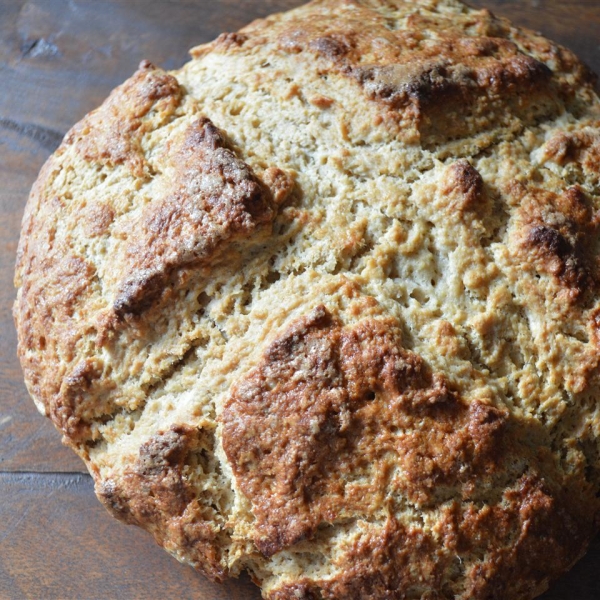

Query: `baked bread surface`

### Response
(13, 0, 600, 598)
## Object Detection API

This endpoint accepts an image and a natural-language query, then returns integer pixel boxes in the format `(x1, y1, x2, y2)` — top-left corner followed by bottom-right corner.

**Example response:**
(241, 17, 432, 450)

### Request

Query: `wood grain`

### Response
(0, 472, 261, 600)
(0, 0, 599, 598)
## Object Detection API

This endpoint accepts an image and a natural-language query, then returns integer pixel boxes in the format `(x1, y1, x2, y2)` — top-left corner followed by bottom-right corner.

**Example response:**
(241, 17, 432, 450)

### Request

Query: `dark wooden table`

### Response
(1, 1, 599, 598)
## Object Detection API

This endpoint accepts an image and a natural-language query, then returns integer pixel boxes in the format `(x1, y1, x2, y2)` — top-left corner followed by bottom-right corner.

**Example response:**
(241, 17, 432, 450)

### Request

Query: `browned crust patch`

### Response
(439, 160, 486, 212)
(267, 474, 590, 600)
(110, 116, 281, 318)
(265, 0, 586, 144)
(510, 183, 599, 302)
(97, 425, 228, 582)
(222, 306, 510, 556)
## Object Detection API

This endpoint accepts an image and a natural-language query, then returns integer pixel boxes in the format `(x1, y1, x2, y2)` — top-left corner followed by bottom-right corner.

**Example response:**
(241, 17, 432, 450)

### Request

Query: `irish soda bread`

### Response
(13, 0, 600, 598)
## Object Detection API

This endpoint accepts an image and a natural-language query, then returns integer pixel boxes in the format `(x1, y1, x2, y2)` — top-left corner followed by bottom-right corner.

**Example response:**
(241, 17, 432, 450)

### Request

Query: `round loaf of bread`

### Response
(14, 0, 600, 598)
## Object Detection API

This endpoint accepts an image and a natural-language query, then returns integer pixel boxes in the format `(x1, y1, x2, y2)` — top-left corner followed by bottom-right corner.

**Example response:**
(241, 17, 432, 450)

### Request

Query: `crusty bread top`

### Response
(13, 0, 600, 598)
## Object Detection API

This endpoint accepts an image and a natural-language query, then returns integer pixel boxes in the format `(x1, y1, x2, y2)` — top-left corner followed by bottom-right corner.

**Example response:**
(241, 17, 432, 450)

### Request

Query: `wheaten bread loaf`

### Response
(14, 0, 600, 598)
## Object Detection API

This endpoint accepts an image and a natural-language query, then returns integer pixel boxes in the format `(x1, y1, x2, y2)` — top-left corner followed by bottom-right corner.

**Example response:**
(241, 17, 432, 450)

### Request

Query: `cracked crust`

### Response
(13, 1, 600, 599)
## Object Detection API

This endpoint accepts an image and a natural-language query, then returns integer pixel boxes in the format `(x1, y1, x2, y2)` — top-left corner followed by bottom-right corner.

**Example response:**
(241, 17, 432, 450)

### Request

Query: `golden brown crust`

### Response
(66, 60, 182, 178)
(223, 306, 509, 556)
(14, 61, 290, 442)
(270, 2, 568, 145)
(97, 425, 228, 582)
(510, 183, 598, 302)
(13, 1, 600, 598)
(111, 116, 277, 317)
(268, 474, 589, 600)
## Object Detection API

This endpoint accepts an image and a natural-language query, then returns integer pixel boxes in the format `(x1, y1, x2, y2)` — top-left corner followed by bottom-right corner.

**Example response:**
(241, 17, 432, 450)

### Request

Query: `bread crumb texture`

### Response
(13, 1, 600, 598)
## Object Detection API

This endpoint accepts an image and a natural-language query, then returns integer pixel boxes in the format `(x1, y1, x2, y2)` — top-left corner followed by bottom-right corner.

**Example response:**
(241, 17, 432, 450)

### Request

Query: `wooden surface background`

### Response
(1, 1, 599, 598)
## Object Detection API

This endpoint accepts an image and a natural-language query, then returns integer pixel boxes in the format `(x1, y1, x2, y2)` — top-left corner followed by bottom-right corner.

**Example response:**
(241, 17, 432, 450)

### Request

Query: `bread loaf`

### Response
(14, 1, 600, 598)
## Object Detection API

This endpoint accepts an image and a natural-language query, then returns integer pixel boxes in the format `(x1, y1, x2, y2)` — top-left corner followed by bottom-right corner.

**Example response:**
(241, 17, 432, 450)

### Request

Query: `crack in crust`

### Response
(111, 117, 281, 317)
(13, 61, 293, 442)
